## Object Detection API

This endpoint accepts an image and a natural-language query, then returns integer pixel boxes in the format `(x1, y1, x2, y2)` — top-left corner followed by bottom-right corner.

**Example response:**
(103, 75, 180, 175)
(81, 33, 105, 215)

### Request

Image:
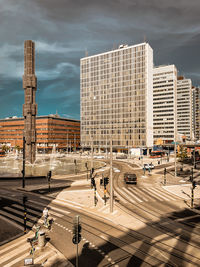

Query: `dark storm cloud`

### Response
(0, 0, 200, 119)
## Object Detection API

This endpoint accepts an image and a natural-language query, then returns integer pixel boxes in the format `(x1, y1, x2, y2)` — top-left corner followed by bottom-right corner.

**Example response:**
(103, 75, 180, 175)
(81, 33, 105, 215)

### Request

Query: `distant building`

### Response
(177, 76, 193, 139)
(80, 42, 153, 152)
(0, 115, 80, 151)
(193, 87, 200, 140)
(153, 65, 177, 144)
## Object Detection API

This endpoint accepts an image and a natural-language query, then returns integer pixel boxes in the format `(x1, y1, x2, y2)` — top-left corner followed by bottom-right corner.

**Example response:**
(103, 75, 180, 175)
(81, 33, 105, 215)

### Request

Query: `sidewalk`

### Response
(0, 229, 73, 267)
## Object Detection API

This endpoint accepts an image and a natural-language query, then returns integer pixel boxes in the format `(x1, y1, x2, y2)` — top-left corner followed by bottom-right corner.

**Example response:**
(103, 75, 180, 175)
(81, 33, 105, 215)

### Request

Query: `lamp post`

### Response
(22, 136, 26, 188)
(174, 140, 177, 178)
(110, 137, 113, 213)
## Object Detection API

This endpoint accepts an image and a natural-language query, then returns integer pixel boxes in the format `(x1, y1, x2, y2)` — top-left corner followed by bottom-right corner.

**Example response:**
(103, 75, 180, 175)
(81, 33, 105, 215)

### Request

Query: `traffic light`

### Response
(104, 177, 109, 186)
(192, 181, 197, 189)
(72, 216, 81, 244)
(47, 171, 52, 181)
(100, 178, 103, 186)
(91, 177, 95, 187)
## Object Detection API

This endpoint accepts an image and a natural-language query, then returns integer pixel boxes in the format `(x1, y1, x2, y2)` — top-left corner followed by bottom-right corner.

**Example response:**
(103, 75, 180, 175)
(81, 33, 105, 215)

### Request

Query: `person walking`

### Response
(43, 207, 49, 226)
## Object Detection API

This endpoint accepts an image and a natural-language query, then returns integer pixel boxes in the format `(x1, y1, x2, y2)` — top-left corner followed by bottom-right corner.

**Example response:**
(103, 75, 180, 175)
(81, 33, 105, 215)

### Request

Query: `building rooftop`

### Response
(81, 42, 149, 60)
(0, 115, 80, 123)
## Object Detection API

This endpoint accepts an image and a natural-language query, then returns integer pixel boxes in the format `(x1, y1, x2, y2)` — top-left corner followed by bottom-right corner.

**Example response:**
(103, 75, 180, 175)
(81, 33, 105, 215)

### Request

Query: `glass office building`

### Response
(80, 43, 153, 151)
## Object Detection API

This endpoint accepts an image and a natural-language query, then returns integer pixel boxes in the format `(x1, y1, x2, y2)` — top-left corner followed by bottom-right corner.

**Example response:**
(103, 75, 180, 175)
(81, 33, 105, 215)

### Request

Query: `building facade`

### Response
(177, 76, 193, 139)
(0, 115, 80, 151)
(153, 65, 177, 144)
(81, 43, 153, 151)
(193, 87, 200, 140)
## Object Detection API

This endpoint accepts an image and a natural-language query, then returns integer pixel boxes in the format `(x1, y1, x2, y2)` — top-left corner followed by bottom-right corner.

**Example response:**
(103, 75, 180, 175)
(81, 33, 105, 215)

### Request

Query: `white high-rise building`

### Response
(80, 43, 153, 151)
(153, 65, 177, 144)
(193, 87, 200, 140)
(177, 76, 193, 139)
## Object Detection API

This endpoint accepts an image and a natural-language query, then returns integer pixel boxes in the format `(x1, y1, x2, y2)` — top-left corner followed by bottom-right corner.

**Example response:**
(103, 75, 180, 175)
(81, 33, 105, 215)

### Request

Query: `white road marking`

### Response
(128, 187, 149, 201)
(122, 187, 143, 202)
(145, 187, 170, 201)
(117, 188, 136, 203)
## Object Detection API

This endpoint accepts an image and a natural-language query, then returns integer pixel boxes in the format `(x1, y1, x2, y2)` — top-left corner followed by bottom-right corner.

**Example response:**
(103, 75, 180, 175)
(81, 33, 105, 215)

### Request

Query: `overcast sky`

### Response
(0, 0, 200, 120)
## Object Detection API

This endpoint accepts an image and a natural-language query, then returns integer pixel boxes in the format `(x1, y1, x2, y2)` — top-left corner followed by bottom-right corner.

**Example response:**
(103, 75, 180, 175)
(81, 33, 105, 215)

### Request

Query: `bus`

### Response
(150, 151, 165, 158)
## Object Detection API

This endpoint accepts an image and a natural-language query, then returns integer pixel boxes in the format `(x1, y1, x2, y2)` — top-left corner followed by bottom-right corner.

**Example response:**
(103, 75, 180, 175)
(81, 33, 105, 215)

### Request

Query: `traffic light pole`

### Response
(191, 187, 194, 209)
(22, 136, 26, 188)
(91, 136, 93, 169)
(191, 168, 194, 209)
(164, 168, 167, 185)
(72, 215, 81, 267)
(110, 138, 113, 213)
(174, 140, 177, 178)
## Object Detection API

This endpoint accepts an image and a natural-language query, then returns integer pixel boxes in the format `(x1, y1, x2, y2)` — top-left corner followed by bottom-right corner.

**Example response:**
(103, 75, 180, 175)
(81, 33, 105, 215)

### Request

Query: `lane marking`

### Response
(122, 187, 143, 202)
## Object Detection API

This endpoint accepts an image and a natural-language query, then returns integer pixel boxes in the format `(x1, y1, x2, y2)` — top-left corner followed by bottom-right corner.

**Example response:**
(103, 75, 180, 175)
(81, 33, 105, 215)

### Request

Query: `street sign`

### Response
(24, 258, 34, 265)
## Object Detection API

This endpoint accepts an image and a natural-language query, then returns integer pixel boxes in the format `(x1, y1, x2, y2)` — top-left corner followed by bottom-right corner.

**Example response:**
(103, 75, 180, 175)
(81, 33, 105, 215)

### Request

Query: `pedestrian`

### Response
(43, 207, 49, 226)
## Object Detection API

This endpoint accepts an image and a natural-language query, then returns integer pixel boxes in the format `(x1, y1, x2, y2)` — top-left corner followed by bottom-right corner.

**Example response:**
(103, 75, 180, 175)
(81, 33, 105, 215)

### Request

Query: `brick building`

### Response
(0, 115, 80, 152)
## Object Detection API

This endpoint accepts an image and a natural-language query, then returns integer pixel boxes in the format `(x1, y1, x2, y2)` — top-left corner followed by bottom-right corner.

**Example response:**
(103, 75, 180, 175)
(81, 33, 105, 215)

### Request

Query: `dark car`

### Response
(124, 173, 137, 184)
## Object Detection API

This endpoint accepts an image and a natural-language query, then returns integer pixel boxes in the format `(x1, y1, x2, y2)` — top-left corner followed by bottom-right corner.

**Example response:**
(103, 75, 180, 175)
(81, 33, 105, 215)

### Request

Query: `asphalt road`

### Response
(1, 160, 200, 266)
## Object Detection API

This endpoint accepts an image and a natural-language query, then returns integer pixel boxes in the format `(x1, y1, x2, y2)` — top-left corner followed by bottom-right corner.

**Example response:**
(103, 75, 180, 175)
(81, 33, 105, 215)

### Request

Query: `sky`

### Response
(0, 0, 200, 120)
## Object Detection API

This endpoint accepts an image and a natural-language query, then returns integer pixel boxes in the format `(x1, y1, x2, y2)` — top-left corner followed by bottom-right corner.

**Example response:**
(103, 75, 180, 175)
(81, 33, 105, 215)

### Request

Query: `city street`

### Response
(0, 157, 200, 266)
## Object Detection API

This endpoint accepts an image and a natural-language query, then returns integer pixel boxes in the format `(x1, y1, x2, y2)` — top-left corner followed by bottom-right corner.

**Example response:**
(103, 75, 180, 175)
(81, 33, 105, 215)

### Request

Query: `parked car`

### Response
(143, 163, 155, 170)
(124, 173, 137, 184)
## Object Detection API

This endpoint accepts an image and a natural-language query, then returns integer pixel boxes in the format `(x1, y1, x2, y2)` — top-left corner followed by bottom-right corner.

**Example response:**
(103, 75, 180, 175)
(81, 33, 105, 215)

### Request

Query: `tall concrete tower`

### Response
(22, 40, 37, 163)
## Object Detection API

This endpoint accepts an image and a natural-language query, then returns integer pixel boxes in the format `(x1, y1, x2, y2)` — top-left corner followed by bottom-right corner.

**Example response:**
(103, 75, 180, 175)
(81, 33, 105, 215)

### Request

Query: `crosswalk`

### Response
(116, 186, 181, 204)
(0, 230, 70, 267)
(0, 198, 70, 266)
(0, 198, 65, 232)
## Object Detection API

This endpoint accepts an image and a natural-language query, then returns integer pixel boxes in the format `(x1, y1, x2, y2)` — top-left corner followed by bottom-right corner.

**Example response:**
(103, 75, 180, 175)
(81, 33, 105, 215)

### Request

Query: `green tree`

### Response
(177, 145, 188, 161)
(1, 145, 9, 152)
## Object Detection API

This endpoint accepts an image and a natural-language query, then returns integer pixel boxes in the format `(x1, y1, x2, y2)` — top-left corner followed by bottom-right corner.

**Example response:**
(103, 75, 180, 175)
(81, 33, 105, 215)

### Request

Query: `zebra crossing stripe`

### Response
(152, 187, 177, 200)
(145, 187, 170, 201)
(128, 187, 149, 201)
(28, 200, 63, 218)
(117, 188, 136, 203)
(0, 243, 28, 265)
(0, 210, 33, 228)
(122, 187, 143, 202)
(140, 187, 162, 201)
(12, 204, 41, 216)
(0, 237, 27, 256)
(4, 206, 39, 222)
(113, 190, 128, 203)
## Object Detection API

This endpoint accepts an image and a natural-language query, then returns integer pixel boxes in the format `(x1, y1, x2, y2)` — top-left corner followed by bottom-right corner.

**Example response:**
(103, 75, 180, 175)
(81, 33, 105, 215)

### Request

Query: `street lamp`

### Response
(22, 136, 26, 188)
(110, 137, 114, 213)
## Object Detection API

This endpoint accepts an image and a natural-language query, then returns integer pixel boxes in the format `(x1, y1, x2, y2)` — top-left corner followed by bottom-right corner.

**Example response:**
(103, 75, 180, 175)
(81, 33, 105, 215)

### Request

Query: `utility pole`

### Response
(174, 140, 177, 178)
(23, 196, 27, 234)
(164, 168, 167, 185)
(22, 136, 26, 188)
(110, 138, 113, 213)
(91, 136, 94, 169)
(194, 148, 196, 169)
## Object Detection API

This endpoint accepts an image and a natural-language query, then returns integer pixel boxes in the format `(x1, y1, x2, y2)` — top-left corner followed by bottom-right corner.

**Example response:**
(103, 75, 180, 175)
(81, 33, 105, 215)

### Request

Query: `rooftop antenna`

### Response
(85, 49, 88, 57)
(144, 35, 147, 43)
